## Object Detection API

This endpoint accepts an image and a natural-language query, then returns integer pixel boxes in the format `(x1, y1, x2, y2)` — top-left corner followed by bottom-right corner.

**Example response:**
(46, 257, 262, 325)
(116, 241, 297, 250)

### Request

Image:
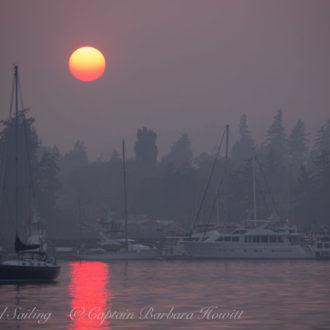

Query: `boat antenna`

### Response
(122, 140, 129, 251)
(14, 65, 19, 236)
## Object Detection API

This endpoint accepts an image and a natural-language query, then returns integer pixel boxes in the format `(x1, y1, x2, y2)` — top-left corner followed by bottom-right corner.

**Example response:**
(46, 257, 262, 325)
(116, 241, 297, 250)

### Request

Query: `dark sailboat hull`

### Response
(0, 264, 60, 283)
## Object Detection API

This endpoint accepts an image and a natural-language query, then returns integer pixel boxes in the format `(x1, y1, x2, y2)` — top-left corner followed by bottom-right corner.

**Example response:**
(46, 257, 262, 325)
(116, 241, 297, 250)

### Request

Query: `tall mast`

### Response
(223, 124, 229, 224)
(252, 151, 257, 221)
(14, 65, 19, 234)
(122, 140, 128, 251)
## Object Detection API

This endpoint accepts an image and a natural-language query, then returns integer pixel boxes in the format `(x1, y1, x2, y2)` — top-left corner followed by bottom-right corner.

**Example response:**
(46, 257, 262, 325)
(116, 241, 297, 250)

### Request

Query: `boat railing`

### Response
(17, 251, 57, 264)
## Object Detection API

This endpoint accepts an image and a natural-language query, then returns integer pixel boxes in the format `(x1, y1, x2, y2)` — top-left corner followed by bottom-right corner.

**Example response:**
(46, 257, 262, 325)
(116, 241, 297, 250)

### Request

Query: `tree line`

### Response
(0, 109, 329, 246)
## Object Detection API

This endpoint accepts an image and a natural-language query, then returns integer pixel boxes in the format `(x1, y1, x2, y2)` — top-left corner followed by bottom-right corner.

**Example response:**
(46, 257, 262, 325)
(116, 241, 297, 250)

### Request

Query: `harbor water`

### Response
(0, 260, 329, 329)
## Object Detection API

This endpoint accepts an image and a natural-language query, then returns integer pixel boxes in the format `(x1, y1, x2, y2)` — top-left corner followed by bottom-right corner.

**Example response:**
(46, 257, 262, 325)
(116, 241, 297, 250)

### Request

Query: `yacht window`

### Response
(261, 236, 268, 243)
(233, 230, 247, 234)
(317, 243, 322, 249)
(245, 236, 251, 243)
(224, 237, 231, 241)
(232, 237, 239, 242)
(216, 237, 223, 241)
(270, 236, 276, 243)
(325, 244, 329, 249)
(278, 236, 284, 243)
(253, 236, 259, 243)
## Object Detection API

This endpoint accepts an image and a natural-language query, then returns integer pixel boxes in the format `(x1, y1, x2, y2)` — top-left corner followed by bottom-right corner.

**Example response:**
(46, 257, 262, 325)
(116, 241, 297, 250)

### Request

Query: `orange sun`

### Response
(69, 46, 106, 82)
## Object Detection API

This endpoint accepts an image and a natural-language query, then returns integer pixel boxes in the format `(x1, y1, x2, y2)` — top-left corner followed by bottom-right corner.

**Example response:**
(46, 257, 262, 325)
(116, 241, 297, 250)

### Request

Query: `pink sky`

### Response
(1, 0, 329, 159)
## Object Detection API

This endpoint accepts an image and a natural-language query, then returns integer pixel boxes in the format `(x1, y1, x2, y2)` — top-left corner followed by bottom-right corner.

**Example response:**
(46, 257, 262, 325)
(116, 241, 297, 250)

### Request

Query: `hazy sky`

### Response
(1, 0, 329, 159)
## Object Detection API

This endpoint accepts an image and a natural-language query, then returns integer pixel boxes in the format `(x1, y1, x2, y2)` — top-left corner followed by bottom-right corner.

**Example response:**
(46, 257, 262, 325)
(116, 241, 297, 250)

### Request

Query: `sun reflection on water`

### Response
(69, 261, 112, 329)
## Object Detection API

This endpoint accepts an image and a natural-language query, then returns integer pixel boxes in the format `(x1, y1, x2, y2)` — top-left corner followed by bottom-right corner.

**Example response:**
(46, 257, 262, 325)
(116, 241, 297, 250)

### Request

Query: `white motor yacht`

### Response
(183, 218, 314, 259)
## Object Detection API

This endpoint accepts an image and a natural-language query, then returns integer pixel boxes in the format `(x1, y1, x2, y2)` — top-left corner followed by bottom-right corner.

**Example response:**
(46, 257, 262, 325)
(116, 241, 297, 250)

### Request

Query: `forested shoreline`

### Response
(0, 109, 329, 246)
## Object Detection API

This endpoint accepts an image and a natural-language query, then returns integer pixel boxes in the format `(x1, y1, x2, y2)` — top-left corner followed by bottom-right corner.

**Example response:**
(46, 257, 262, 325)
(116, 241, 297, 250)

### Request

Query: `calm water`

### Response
(0, 260, 329, 330)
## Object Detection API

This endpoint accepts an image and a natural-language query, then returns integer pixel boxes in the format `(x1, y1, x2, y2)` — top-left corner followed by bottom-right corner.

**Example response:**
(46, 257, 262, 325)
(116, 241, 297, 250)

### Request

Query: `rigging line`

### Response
(203, 179, 224, 239)
(254, 171, 271, 217)
(191, 127, 226, 230)
(9, 74, 15, 118)
(17, 73, 25, 110)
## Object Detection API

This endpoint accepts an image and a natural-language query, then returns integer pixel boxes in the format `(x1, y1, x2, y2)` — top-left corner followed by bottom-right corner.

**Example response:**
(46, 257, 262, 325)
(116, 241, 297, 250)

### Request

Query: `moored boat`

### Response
(183, 217, 314, 259)
(0, 251, 60, 282)
(80, 140, 160, 261)
(81, 241, 160, 260)
(307, 228, 330, 259)
(0, 66, 60, 282)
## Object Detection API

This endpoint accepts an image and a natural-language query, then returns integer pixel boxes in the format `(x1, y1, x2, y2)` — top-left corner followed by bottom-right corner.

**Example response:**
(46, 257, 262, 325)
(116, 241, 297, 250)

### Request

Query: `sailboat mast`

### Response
(122, 140, 128, 251)
(252, 151, 257, 221)
(14, 65, 19, 233)
(223, 124, 229, 224)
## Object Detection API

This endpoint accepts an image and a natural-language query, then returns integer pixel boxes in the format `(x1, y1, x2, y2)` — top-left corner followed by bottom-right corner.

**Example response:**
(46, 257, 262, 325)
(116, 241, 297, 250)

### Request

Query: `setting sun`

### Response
(69, 46, 106, 82)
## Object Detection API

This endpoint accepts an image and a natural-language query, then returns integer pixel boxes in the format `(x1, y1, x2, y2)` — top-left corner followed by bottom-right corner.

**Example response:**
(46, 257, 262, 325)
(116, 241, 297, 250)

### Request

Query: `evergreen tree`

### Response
(60, 140, 88, 174)
(263, 110, 289, 216)
(288, 119, 308, 177)
(292, 166, 316, 225)
(266, 109, 287, 158)
(162, 133, 194, 168)
(313, 149, 330, 223)
(37, 147, 61, 221)
(313, 119, 330, 156)
(134, 127, 158, 168)
(0, 111, 43, 247)
(308, 119, 330, 223)
(159, 162, 198, 223)
(231, 114, 254, 168)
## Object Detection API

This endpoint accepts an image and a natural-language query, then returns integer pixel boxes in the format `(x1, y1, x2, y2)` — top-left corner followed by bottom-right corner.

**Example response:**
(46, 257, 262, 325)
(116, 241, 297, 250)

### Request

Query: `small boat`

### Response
(55, 246, 77, 260)
(161, 225, 219, 259)
(161, 235, 190, 259)
(81, 239, 160, 260)
(0, 236, 60, 282)
(307, 227, 330, 259)
(80, 141, 160, 261)
(0, 66, 60, 282)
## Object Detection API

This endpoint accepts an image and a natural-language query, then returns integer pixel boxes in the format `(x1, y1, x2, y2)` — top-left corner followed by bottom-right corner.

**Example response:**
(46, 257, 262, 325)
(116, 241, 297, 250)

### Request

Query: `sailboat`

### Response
(80, 140, 160, 260)
(0, 66, 60, 282)
(183, 151, 314, 259)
